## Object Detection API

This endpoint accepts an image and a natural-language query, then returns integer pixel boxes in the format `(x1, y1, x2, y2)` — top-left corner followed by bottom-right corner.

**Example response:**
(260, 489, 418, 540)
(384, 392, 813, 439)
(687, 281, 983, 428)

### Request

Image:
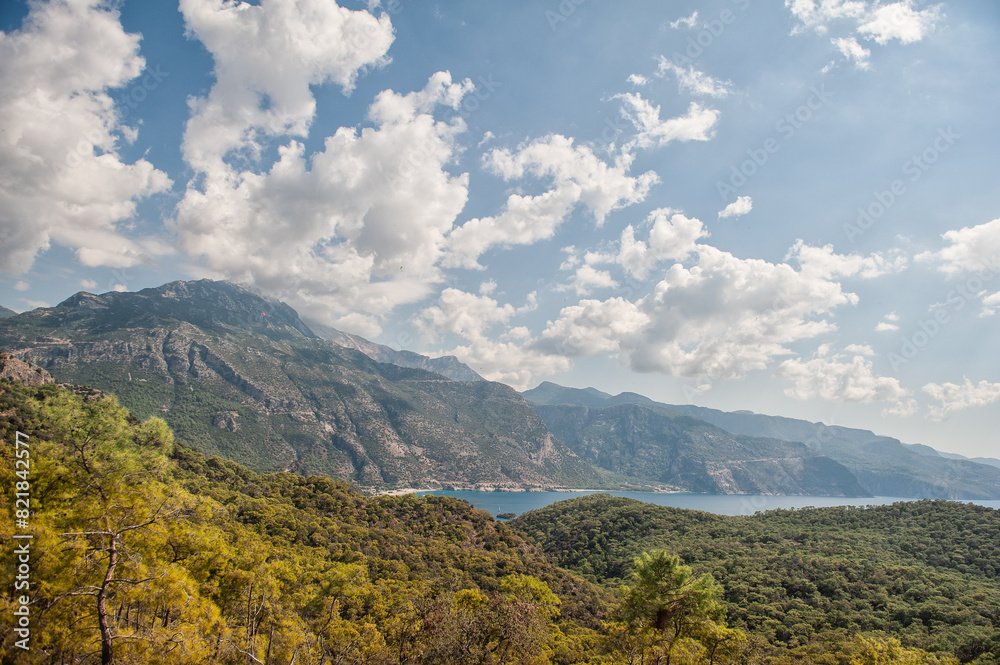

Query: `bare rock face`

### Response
(0, 353, 54, 387)
(212, 411, 241, 432)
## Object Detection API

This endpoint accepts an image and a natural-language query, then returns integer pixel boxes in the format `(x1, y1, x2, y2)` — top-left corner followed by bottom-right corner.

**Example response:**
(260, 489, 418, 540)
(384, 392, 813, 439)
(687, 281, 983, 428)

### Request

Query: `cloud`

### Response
(669, 11, 699, 30)
(917, 218, 1000, 314)
(0, 0, 172, 274)
(616, 94, 720, 150)
(875, 310, 900, 331)
(923, 378, 1000, 421)
(883, 398, 918, 418)
(418, 288, 567, 389)
(178, 0, 394, 174)
(787, 240, 907, 279)
(786, 0, 943, 64)
(175, 71, 473, 335)
(718, 196, 753, 219)
(983, 291, 1000, 317)
(558, 262, 619, 296)
(832, 36, 871, 69)
(776, 347, 910, 404)
(844, 343, 874, 356)
(786, 0, 867, 34)
(445, 135, 657, 269)
(618, 209, 709, 280)
(918, 218, 1000, 275)
(627, 74, 648, 86)
(80, 279, 98, 290)
(537, 297, 652, 359)
(858, 1, 943, 45)
(655, 58, 732, 98)
(536, 215, 897, 380)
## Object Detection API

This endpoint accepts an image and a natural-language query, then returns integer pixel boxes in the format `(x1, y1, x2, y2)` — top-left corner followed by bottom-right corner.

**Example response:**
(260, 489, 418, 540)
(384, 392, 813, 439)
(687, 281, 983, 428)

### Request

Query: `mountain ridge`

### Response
(523, 381, 1000, 499)
(306, 319, 484, 383)
(0, 280, 603, 490)
(529, 400, 868, 496)
(5, 280, 996, 498)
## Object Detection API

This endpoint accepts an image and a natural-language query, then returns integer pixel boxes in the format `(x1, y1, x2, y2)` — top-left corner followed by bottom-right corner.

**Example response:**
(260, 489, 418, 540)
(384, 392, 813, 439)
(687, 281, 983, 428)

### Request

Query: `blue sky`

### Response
(2, 0, 999, 458)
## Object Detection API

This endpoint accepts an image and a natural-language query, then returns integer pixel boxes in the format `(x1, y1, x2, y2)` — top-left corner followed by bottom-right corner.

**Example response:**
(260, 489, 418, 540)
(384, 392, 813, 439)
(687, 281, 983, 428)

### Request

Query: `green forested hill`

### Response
(4, 375, 998, 664)
(512, 494, 1000, 662)
(0, 378, 611, 664)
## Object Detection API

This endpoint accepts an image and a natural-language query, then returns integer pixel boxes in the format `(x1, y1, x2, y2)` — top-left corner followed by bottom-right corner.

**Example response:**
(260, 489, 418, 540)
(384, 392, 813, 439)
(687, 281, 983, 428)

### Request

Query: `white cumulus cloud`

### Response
(718, 196, 753, 219)
(176, 71, 473, 336)
(535, 215, 898, 380)
(618, 209, 709, 280)
(923, 379, 1000, 421)
(776, 347, 910, 404)
(445, 135, 657, 269)
(0, 0, 172, 274)
(917, 218, 1000, 315)
(178, 0, 394, 174)
(918, 218, 1000, 275)
(858, 1, 943, 45)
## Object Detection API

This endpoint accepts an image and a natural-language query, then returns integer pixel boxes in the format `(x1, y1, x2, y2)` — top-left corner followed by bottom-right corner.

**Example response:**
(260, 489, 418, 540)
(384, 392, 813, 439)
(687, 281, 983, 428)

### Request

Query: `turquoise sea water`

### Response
(420, 490, 1000, 518)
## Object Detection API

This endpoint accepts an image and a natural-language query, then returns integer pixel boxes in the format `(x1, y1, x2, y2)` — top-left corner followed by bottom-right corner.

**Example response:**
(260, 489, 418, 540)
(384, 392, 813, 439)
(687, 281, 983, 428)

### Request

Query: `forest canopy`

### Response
(1, 378, 997, 664)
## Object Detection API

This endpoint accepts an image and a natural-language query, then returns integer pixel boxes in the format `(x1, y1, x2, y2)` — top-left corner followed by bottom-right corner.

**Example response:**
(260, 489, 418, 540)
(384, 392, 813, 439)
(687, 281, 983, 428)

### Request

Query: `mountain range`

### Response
(2, 279, 998, 498)
(0, 280, 600, 490)
(523, 382, 1000, 499)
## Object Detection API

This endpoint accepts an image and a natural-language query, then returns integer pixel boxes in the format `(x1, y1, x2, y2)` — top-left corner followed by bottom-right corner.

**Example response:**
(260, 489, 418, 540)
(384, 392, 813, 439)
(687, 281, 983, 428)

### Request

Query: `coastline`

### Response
(371, 485, 683, 497)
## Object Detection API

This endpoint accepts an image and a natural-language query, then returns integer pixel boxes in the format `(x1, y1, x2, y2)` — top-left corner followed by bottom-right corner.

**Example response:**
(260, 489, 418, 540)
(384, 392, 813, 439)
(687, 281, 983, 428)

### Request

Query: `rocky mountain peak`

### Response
(45, 279, 317, 340)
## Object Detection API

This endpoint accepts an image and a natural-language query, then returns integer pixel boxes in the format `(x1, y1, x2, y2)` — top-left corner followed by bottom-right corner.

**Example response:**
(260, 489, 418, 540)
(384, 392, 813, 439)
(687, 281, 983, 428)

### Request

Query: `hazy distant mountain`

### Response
(913, 445, 1000, 470)
(530, 401, 868, 496)
(307, 320, 483, 383)
(0, 306, 16, 318)
(523, 382, 1000, 499)
(0, 280, 602, 490)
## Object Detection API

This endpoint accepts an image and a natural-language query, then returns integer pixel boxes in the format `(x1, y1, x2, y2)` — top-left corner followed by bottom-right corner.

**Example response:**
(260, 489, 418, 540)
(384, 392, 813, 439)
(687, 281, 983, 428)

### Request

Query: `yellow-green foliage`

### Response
(0, 381, 611, 665)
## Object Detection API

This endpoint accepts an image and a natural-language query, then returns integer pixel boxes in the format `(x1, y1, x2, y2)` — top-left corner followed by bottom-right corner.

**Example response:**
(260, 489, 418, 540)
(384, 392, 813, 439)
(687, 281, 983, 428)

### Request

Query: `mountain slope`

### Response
(0, 280, 602, 490)
(0, 305, 16, 318)
(307, 319, 483, 382)
(531, 401, 868, 496)
(523, 381, 1000, 499)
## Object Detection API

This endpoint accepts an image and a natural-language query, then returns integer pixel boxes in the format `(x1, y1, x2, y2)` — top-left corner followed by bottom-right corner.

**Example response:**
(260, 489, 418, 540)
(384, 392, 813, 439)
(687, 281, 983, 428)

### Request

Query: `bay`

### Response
(420, 490, 1000, 518)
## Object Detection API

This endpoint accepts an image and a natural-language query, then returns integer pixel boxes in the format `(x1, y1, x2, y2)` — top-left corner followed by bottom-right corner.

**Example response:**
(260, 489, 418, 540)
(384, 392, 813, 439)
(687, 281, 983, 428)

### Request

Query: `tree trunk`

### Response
(98, 521, 118, 665)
